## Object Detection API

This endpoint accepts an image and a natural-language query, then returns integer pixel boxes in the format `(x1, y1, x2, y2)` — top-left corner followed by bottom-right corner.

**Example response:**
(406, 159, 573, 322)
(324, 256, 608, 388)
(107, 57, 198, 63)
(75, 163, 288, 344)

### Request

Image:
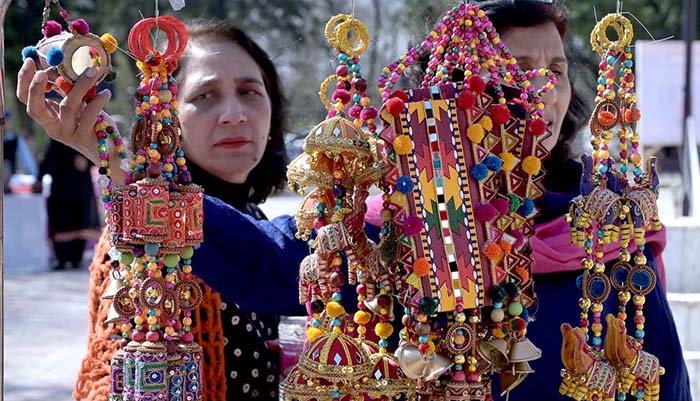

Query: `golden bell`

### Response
(499, 362, 534, 396)
(104, 304, 121, 325)
(394, 342, 453, 381)
(101, 276, 124, 300)
(477, 338, 509, 372)
(364, 296, 395, 320)
(508, 337, 542, 363)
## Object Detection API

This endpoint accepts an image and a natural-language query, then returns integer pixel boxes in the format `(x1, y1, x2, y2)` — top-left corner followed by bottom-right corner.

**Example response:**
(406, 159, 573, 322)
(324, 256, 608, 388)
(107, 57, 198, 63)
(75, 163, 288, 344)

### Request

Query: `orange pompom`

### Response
(497, 239, 512, 255)
(483, 242, 503, 261)
(393, 135, 413, 155)
(624, 108, 641, 123)
(413, 257, 431, 277)
(597, 110, 617, 126)
(479, 116, 493, 131)
(521, 156, 541, 176)
(386, 97, 405, 116)
(55, 76, 73, 94)
(514, 267, 530, 283)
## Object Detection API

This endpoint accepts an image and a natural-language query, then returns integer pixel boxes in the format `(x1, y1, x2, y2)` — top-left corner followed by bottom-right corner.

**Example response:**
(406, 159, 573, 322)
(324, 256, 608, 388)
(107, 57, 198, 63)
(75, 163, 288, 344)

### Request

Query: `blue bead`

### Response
(404, 308, 411, 315)
(597, 229, 604, 239)
(585, 239, 593, 248)
(135, 115, 143, 122)
(145, 243, 160, 255)
(162, 84, 168, 90)
(620, 164, 628, 173)
(150, 143, 157, 149)
(350, 64, 360, 72)
(331, 292, 342, 302)
(598, 164, 609, 174)
(598, 76, 606, 85)
(352, 94, 361, 103)
(311, 319, 321, 327)
(456, 330, 464, 336)
(143, 96, 150, 101)
(592, 336, 602, 346)
(332, 391, 341, 398)
(493, 302, 503, 309)
(182, 259, 191, 264)
(636, 329, 645, 338)
(338, 54, 348, 62)
(332, 317, 342, 326)
(635, 391, 645, 399)
(617, 392, 627, 400)
(454, 364, 463, 371)
(607, 55, 617, 65)
(46, 47, 64, 66)
(98, 139, 107, 145)
(633, 167, 643, 176)
(148, 309, 156, 316)
(419, 335, 429, 343)
(102, 195, 111, 202)
(624, 60, 633, 68)
(378, 339, 388, 347)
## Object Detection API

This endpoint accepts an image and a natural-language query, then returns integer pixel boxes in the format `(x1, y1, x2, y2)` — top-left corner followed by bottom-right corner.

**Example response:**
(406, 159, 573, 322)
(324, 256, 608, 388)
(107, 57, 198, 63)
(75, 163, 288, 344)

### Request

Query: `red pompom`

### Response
(467, 75, 486, 94)
(489, 104, 511, 125)
(390, 90, 409, 102)
(457, 91, 476, 109)
(476, 203, 497, 222)
(43, 20, 63, 38)
(529, 119, 547, 136)
(360, 106, 378, 121)
(386, 97, 406, 116)
(491, 198, 509, 215)
(70, 19, 90, 36)
(332, 89, 352, 105)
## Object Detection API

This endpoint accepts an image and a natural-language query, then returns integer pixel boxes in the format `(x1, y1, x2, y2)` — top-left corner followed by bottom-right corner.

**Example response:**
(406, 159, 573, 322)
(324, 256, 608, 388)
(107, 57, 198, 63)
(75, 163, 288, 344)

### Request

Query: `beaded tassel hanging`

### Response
(284, 14, 415, 401)
(562, 10, 663, 401)
(375, 3, 554, 400)
(100, 15, 207, 401)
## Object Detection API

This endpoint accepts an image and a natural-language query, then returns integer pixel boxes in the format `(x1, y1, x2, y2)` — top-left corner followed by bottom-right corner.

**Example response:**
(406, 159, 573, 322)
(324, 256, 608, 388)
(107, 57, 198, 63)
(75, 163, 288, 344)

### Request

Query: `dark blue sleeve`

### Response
(191, 195, 309, 316)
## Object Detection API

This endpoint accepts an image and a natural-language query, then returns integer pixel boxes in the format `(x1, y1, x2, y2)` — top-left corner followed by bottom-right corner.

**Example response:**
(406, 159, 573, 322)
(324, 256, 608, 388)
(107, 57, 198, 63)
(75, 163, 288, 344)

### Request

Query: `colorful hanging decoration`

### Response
(376, 3, 554, 399)
(288, 3, 554, 400)
(562, 10, 663, 401)
(285, 13, 414, 401)
(23, 3, 205, 400)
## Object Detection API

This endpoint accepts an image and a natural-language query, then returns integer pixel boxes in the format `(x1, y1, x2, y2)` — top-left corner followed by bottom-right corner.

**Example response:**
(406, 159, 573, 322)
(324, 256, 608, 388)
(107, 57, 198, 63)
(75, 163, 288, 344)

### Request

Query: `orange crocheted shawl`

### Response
(73, 230, 227, 401)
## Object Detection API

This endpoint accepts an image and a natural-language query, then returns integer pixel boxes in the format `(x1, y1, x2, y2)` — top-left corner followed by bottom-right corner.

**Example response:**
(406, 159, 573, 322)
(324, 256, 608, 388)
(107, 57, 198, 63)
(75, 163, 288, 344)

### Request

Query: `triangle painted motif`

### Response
(493, 266, 507, 284)
(484, 133, 500, 151)
(496, 215, 514, 231)
(502, 132, 519, 152)
(474, 145, 490, 163)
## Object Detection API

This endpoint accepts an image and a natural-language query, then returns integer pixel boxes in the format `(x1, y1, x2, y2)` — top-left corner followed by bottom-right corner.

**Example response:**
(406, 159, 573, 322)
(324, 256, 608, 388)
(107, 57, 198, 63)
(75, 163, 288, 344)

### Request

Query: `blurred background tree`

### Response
(3, 0, 692, 158)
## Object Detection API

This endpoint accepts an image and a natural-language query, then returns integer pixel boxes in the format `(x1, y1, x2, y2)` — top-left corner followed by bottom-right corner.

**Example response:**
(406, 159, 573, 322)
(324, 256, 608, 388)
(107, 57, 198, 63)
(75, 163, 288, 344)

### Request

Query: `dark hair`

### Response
(475, 0, 590, 166)
(175, 19, 288, 204)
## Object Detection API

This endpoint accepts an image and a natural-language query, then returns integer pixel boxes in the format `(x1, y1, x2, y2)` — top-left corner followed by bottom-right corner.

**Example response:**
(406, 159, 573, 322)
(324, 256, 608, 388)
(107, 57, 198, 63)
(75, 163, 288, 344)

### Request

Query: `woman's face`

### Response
(500, 22, 572, 151)
(177, 39, 272, 184)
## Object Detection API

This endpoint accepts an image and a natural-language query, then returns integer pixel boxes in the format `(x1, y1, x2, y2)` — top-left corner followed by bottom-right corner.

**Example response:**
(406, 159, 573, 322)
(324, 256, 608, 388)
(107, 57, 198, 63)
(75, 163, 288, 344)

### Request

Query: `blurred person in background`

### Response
(3, 110, 38, 192)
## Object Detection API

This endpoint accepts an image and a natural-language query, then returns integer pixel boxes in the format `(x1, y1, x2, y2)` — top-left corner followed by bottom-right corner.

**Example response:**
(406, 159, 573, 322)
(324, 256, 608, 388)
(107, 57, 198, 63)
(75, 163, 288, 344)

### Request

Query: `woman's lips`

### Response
(215, 138, 252, 149)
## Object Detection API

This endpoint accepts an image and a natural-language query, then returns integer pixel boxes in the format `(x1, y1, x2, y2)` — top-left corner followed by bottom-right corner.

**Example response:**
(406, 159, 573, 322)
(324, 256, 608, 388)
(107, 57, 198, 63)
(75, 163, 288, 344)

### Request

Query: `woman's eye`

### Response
(241, 88, 264, 98)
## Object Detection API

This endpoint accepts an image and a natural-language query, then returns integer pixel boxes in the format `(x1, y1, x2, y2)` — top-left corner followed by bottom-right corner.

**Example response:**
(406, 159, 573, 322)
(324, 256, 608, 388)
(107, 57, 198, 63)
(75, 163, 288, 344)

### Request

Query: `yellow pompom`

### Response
(521, 156, 542, 176)
(306, 327, 325, 343)
(393, 135, 413, 155)
(500, 152, 516, 171)
(375, 322, 394, 338)
(354, 310, 371, 325)
(467, 124, 485, 143)
(326, 301, 346, 318)
(492, 327, 506, 338)
(479, 116, 493, 131)
(101, 33, 118, 54)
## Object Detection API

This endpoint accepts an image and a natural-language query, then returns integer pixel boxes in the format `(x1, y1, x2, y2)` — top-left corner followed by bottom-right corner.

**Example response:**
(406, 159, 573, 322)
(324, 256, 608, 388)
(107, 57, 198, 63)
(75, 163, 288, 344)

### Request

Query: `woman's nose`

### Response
(218, 96, 246, 126)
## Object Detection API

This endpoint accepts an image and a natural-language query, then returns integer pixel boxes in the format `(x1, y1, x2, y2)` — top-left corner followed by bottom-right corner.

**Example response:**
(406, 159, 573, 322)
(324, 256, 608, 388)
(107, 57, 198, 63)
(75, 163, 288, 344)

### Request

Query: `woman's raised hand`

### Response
(17, 57, 114, 166)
